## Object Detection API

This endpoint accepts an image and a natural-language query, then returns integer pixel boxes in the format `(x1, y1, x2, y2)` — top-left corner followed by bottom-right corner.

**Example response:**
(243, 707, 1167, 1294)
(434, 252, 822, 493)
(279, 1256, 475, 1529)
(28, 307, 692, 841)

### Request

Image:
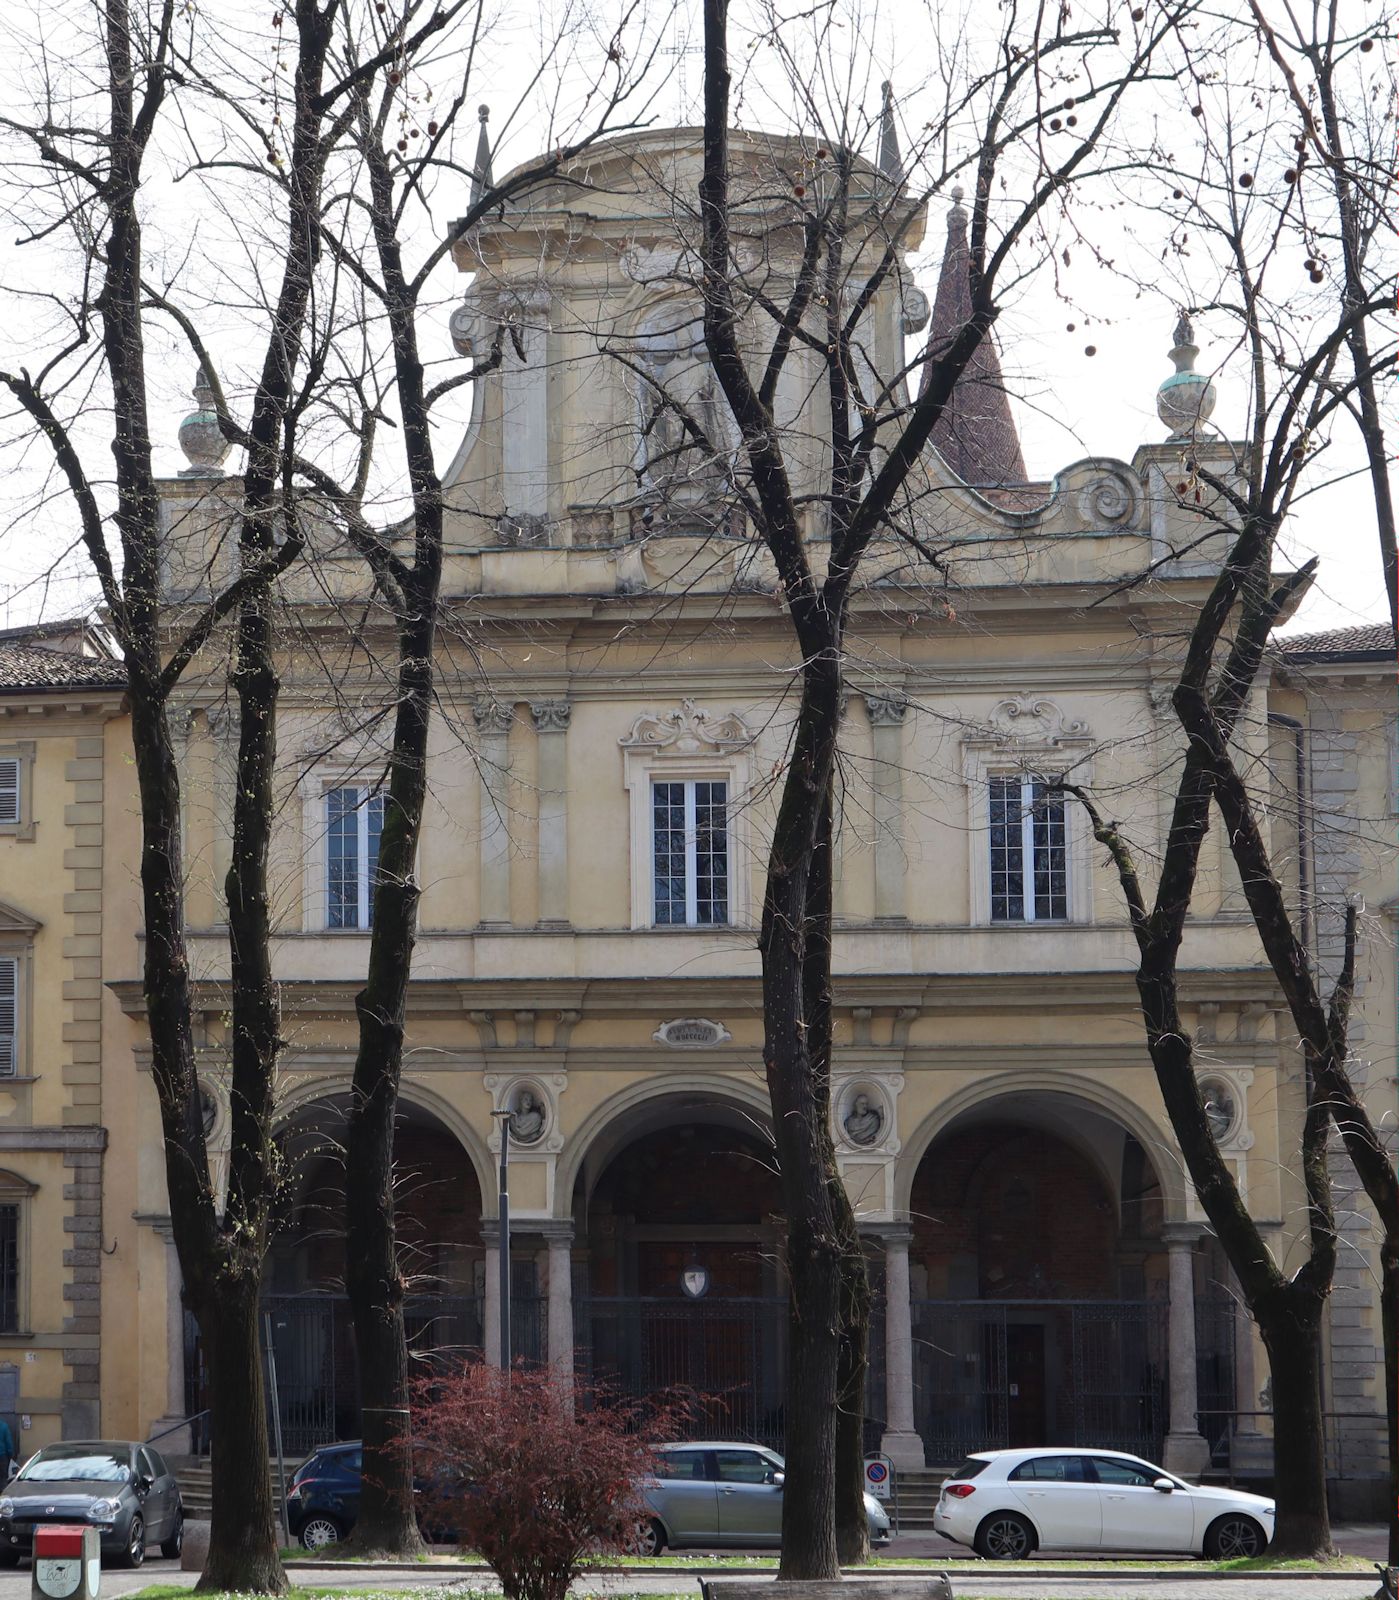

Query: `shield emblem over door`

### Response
(681, 1267, 710, 1300)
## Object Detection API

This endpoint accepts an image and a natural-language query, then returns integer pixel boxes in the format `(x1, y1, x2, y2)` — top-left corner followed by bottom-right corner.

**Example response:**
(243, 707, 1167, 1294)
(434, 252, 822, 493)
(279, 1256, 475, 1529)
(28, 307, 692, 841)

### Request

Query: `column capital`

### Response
(863, 691, 908, 727)
(474, 697, 514, 735)
(1161, 1222, 1203, 1249)
(536, 1220, 576, 1244)
(530, 699, 572, 733)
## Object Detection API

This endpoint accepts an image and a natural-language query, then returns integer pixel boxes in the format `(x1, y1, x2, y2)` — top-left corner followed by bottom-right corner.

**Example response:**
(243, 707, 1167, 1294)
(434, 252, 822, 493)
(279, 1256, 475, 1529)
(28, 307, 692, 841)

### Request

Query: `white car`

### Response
(932, 1448, 1274, 1560)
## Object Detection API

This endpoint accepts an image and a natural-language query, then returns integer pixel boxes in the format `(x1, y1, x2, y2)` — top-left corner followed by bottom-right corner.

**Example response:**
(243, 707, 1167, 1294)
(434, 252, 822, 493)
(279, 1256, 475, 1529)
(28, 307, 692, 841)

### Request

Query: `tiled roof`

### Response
(0, 641, 125, 692)
(1278, 622, 1396, 660)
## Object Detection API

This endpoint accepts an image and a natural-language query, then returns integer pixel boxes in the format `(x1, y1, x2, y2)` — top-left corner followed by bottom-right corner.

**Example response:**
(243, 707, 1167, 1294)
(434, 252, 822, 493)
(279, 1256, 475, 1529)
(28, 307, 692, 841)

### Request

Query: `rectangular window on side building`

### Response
(652, 779, 728, 926)
(0, 1205, 19, 1334)
(989, 776, 1067, 922)
(0, 959, 16, 1077)
(0, 760, 18, 827)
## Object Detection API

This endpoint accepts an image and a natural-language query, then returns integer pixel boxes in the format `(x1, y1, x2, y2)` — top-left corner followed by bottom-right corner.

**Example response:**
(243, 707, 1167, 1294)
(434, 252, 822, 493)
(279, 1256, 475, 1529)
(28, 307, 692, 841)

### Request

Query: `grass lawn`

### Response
(277, 1548, 1376, 1575)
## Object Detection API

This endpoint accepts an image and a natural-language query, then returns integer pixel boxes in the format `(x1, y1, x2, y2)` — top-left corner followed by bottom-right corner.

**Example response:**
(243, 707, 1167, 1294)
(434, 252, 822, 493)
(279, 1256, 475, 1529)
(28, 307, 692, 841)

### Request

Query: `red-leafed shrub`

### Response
(412, 1365, 682, 1600)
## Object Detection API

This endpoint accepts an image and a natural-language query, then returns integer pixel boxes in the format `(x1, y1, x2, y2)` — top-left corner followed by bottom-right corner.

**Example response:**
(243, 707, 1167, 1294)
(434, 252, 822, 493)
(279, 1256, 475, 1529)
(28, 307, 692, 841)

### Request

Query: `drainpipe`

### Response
(1267, 712, 1311, 956)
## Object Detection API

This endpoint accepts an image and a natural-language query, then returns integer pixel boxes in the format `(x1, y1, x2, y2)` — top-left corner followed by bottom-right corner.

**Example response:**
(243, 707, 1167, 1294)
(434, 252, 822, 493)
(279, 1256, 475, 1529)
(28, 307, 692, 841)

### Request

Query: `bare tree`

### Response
(1051, 0, 1396, 1554)
(0, 0, 502, 1585)
(299, 17, 655, 1551)
(658, 0, 1196, 1571)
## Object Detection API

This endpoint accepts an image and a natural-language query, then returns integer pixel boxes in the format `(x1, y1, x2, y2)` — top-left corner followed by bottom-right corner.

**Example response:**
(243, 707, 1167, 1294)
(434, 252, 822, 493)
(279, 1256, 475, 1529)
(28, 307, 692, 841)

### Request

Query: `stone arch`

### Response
(894, 1068, 1188, 1223)
(273, 1071, 495, 1214)
(555, 1073, 772, 1222)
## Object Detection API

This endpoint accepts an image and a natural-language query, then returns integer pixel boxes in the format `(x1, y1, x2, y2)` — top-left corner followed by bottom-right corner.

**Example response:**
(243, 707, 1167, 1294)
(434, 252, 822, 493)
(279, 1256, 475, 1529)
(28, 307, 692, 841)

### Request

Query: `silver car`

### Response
(638, 1442, 891, 1553)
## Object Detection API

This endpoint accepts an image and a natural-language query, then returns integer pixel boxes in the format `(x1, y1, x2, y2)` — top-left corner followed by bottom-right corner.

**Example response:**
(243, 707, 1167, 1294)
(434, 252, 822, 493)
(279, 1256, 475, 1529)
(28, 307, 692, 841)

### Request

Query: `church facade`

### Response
(0, 125, 1391, 1510)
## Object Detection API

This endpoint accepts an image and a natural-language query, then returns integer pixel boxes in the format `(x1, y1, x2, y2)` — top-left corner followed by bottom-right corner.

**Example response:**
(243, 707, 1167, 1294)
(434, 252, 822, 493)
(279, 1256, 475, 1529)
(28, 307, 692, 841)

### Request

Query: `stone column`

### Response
(530, 701, 571, 928)
(879, 1228, 924, 1470)
(542, 1224, 575, 1407)
(474, 700, 514, 926)
(1230, 1293, 1273, 1473)
(864, 693, 907, 922)
(144, 1217, 190, 1454)
(1162, 1224, 1210, 1475)
(481, 1223, 502, 1367)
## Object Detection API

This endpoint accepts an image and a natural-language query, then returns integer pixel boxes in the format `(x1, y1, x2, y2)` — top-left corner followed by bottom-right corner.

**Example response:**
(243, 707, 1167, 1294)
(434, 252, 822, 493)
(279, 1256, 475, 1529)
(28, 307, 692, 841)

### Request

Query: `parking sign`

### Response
(864, 1454, 892, 1500)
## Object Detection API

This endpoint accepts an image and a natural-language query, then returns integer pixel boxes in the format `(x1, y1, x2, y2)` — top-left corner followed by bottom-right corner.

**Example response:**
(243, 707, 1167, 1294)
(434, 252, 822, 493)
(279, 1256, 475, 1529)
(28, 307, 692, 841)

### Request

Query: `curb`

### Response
(282, 1560, 1378, 1584)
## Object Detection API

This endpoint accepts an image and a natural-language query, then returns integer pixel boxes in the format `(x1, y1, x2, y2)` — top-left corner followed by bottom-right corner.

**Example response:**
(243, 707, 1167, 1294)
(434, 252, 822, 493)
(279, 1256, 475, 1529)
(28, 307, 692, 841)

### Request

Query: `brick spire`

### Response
(922, 188, 1029, 489)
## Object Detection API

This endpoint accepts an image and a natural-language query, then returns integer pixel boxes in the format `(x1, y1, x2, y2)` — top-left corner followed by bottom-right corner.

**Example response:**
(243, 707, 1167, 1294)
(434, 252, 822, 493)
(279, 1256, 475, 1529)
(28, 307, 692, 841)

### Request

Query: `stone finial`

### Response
(877, 80, 903, 185)
(1157, 310, 1217, 439)
(470, 104, 494, 209)
(177, 366, 230, 479)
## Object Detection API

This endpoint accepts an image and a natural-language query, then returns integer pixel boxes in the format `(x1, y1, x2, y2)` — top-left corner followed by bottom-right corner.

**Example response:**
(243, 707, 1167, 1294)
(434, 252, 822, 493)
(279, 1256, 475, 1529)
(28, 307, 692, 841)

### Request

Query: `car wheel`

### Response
(974, 1511, 1035, 1560)
(160, 1510, 184, 1559)
(1205, 1513, 1267, 1560)
(119, 1515, 145, 1569)
(299, 1515, 345, 1552)
(627, 1517, 666, 1557)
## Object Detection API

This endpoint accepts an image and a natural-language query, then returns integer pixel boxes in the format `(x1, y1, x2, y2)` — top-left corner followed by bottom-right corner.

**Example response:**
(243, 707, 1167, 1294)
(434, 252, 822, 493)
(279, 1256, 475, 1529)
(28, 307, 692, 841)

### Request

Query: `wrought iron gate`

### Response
(911, 1299, 1169, 1464)
(575, 1296, 787, 1446)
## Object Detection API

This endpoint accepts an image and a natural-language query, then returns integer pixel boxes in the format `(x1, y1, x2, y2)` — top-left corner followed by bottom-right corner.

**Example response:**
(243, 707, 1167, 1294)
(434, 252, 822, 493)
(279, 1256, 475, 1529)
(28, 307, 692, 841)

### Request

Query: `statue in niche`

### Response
(1202, 1080, 1236, 1143)
(843, 1092, 883, 1147)
(508, 1089, 545, 1145)
(634, 303, 733, 513)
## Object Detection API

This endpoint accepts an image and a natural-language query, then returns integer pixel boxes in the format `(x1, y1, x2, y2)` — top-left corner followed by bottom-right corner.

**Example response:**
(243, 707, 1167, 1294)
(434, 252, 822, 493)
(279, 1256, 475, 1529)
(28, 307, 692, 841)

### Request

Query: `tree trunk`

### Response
(342, 594, 434, 1555)
(834, 1220, 871, 1566)
(1256, 1291, 1334, 1560)
(1383, 1242, 1399, 1565)
(197, 1283, 285, 1592)
(764, 668, 842, 1580)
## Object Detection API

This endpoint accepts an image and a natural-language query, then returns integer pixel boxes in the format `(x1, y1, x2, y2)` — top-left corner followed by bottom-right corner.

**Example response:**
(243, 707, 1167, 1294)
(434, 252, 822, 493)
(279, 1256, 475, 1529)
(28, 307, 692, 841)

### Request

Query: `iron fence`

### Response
(575, 1295, 787, 1447)
(911, 1299, 1169, 1464)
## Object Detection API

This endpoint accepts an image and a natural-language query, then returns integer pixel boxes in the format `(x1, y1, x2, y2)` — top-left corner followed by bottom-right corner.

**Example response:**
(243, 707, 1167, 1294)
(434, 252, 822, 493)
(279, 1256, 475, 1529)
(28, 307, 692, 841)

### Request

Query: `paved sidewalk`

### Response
(0, 1526, 1385, 1600)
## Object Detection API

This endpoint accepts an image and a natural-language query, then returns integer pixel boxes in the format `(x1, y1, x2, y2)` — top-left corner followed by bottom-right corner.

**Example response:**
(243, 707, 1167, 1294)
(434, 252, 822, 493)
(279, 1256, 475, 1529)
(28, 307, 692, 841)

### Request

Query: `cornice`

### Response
(107, 965, 1290, 1020)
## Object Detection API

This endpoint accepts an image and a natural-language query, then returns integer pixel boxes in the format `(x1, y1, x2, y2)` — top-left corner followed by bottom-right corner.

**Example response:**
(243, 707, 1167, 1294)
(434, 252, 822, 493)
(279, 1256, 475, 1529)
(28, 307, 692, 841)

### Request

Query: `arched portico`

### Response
(563, 1080, 786, 1445)
(220, 1086, 492, 1454)
(878, 1085, 1223, 1476)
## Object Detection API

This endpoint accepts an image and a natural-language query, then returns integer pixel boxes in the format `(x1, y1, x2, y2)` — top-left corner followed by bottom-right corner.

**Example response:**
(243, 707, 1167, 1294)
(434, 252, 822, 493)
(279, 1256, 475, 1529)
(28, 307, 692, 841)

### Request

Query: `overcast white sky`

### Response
(0, 0, 1391, 635)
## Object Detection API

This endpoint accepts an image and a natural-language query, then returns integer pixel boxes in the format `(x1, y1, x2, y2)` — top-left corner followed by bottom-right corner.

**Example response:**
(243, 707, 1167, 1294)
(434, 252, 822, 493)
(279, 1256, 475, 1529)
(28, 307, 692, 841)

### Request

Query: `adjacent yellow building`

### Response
(0, 126, 1392, 1515)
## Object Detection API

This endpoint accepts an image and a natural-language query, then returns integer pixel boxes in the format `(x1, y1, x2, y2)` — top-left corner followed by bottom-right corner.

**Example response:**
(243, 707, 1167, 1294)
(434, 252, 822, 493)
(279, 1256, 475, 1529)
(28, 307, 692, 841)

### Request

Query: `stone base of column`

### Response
(1162, 1431, 1210, 1477)
(149, 1416, 191, 1456)
(880, 1429, 926, 1471)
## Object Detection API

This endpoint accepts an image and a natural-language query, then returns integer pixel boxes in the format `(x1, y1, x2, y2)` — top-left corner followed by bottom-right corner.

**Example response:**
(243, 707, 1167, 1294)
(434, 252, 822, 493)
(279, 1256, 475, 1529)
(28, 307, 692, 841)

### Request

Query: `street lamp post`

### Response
(491, 1109, 512, 1373)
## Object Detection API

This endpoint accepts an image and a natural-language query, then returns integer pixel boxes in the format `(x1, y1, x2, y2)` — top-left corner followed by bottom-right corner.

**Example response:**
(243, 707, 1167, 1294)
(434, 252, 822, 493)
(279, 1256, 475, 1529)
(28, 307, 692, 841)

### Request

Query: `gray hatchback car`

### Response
(638, 1442, 891, 1553)
(0, 1442, 184, 1567)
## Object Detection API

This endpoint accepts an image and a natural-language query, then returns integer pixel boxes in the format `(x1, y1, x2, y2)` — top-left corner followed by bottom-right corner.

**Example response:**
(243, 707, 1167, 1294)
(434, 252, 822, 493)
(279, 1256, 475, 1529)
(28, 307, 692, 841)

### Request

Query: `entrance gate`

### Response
(575, 1296, 787, 1446)
(912, 1299, 1170, 1464)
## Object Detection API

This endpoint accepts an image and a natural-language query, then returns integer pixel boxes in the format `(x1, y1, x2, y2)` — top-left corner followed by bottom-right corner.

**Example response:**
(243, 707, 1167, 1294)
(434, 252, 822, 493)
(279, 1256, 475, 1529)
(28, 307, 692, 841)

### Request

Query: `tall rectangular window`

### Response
(0, 760, 18, 826)
(652, 779, 728, 926)
(989, 776, 1067, 922)
(0, 1205, 18, 1333)
(326, 786, 384, 930)
(0, 958, 15, 1077)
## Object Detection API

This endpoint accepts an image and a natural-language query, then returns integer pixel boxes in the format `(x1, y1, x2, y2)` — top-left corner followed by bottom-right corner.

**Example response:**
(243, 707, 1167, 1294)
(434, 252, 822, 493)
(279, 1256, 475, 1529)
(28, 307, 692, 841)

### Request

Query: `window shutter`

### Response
(0, 959, 16, 1077)
(0, 760, 18, 826)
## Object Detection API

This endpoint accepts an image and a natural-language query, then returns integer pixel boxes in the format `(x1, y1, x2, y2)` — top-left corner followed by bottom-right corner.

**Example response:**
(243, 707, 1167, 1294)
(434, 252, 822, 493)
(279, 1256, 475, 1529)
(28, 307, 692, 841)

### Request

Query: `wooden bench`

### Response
(702, 1576, 953, 1600)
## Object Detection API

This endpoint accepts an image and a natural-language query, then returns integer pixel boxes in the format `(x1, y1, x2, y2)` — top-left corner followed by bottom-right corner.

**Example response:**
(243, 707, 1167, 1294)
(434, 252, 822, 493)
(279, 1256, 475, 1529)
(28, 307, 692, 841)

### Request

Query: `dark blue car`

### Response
(284, 1442, 460, 1550)
(285, 1444, 362, 1550)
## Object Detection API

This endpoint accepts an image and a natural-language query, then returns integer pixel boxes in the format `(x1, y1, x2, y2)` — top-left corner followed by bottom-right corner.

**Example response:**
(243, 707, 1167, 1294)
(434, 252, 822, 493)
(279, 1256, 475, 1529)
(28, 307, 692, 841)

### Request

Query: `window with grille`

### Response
(0, 761, 17, 827)
(0, 959, 15, 1077)
(0, 1205, 17, 1333)
(989, 776, 1068, 922)
(326, 787, 384, 929)
(652, 779, 729, 926)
